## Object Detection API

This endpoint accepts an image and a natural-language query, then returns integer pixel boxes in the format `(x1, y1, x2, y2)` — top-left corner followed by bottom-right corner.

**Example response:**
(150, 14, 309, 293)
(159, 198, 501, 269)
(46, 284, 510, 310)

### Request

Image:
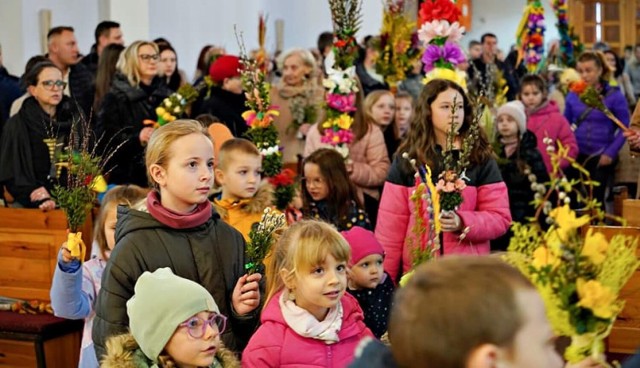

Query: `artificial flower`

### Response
(576, 279, 617, 319)
(569, 80, 588, 95)
(532, 246, 560, 269)
(326, 93, 357, 113)
(419, 0, 461, 25)
(582, 229, 608, 265)
(418, 20, 465, 45)
(549, 205, 589, 241)
(422, 42, 465, 72)
(423, 67, 468, 91)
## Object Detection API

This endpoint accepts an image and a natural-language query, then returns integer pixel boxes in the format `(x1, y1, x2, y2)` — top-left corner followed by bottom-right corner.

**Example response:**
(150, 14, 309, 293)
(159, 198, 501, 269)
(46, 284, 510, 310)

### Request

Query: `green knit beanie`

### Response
(126, 268, 219, 362)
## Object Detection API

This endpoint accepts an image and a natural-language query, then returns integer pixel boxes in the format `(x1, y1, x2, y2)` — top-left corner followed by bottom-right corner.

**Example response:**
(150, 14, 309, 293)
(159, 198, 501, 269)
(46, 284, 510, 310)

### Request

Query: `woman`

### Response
(94, 43, 125, 112)
(158, 43, 186, 92)
(270, 48, 325, 172)
(564, 50, 630, 209)
(604, 49, 636, 107)
(96, 40, 172, 187)
(355, 36, 388, 97)
(0, 61, 77, 209)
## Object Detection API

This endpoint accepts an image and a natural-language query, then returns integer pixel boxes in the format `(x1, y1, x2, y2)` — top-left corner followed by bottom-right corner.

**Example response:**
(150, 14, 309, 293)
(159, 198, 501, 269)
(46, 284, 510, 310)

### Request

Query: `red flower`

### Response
(419, 0, 461, 25)
(569, 80, 588, 95)
(335, 39, 348, 48)
(84, 175, 94, 186)
(269, 169, 295, 187)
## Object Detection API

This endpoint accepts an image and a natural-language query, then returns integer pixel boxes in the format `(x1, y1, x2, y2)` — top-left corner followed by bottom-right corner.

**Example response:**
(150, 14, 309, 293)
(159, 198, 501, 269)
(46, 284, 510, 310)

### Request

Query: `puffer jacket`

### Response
(213, 181, 275, 241)
(526, 99, 578, 173)
(100, 333, 240, 368)
(375, 153, 511, 283)
(242, 291, 372, 367)
(96, 73, 172, 186)
(92, 202, 258, 361)
(564, 82, 630, 159)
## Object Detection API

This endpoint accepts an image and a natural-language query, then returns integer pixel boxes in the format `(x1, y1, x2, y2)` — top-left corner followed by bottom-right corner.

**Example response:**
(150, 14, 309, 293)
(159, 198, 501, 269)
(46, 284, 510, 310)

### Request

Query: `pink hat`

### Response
(341, 226, 384, 265)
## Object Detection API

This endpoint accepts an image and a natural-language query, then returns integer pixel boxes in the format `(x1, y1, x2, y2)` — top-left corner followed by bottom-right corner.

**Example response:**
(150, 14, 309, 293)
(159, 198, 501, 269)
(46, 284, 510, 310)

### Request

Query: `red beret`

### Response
(209, 55, 241, 83)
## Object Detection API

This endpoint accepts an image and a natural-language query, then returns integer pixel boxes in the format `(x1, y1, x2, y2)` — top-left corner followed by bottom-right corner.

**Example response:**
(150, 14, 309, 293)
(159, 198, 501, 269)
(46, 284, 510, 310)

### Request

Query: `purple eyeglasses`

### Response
(178, 313, 227, 338)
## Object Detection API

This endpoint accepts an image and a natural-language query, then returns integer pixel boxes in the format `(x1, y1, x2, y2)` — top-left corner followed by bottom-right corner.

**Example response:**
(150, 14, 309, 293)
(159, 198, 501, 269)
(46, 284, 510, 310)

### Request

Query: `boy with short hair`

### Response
(213, 138, 273, 241)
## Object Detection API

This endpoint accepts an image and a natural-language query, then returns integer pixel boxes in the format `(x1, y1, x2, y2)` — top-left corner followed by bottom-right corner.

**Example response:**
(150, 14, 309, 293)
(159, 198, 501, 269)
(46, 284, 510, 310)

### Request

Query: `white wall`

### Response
(1, 0, 561, 80)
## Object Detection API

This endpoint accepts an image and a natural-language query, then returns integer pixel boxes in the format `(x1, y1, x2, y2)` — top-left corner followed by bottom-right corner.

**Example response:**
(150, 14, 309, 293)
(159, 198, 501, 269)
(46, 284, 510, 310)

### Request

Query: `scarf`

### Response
(146, 191, 212, 229)
(280, 290, 343, 344)
(500, 136, 519, 158)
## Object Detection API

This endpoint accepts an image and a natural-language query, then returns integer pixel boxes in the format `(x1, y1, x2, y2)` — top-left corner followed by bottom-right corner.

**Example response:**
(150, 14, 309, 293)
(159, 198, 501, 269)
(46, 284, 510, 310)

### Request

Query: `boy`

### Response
(213, 138, 273, 240)
(342, 226, 394, 338)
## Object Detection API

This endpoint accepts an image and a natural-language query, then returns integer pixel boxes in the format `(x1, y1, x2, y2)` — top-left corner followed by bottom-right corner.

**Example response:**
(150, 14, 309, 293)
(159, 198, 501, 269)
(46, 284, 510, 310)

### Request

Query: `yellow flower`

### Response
(322, 121, 332, 129)
(336, 114, 353, 130)
(156, 107, 166, 116)
(549, 205, 589, 241)
(576, 279, 617, 319)
(581, 229, 608, 265)
(532, 246, 560, 269)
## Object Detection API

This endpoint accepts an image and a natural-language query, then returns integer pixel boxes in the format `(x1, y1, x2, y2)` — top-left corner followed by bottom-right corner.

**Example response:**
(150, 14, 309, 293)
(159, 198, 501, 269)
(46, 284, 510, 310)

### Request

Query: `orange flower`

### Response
(569, 80, 588, 95)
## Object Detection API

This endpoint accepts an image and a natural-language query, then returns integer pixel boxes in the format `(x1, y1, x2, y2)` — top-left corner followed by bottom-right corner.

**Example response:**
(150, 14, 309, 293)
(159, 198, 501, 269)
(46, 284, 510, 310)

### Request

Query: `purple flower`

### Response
(422, 42, 466, 72)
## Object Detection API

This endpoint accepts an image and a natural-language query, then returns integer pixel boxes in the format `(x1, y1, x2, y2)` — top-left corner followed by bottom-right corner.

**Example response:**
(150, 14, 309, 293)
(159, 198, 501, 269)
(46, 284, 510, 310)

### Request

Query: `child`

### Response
(364, 90, 399, 162)
(50, 185, 147, 368)
(390, 256, 565, 368)
(302, 148, 371, 231)
(93, 120, 261, 358)
(491, 101, 549, 251)
(285, 183, 303, 225)
(376, 79, 511, 283)
(242, 221, 373, 367)
(213, 138, 274, 241)
(101, 268, 239, 367)
(395, 90, 414, 138)
(520, 74, 578, 174)
(342, 226, 394, 338)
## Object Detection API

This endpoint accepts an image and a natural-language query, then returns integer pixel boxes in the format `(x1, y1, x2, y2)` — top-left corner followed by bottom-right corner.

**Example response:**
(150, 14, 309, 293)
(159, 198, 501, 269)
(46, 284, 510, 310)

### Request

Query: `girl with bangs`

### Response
(375, 79, 511, 283)
(242, 221, 373, 367)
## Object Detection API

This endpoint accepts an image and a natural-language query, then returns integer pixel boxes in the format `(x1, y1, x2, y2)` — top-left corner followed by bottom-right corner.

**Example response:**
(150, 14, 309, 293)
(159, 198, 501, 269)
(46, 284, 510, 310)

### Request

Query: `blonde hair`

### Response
(145, 119, 211, 188)
(94, 185, 148, 260)
(265, 221, 351, 306)
(363, 90, 395, 126)
(117, 40, 159, 86)
(217, 138, 260, 170)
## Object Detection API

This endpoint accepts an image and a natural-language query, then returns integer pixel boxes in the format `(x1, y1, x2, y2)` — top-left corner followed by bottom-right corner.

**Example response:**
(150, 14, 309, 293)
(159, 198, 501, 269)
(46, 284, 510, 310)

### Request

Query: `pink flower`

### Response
(338, 129, 354, 144)
(418, 20, 465, 45)
(326, 93, 357, 113)
(444, 182, 456, 192)
(454, 179, 466, 191)
(436, 179, 445, 192)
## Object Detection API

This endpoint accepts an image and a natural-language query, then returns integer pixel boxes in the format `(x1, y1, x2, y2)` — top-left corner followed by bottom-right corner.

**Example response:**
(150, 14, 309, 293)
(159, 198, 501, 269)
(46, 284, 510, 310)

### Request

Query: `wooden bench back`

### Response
(0, 208, 92, 302)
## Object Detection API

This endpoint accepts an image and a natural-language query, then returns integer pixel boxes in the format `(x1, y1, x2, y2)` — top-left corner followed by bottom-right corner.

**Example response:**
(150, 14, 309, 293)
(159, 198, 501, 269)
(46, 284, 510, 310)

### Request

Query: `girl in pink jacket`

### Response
(242, 221, 373, 367)
(375, 79, 512, 283)
(520, 74, 578, 173)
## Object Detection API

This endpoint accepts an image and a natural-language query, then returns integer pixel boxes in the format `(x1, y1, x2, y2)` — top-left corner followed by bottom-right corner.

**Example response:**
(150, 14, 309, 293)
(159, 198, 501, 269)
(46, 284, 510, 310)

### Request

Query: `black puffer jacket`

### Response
(96, 73, 171, 186)
(192, 86, 248, 138)
(92, 203, 259, 360)
(68, 62, 96, 119)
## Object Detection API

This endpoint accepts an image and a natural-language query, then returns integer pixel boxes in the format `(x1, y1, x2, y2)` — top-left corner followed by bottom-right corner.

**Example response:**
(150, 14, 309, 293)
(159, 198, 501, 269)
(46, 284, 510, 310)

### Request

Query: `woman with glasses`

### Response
(0, 60, 77, 210)
(96, 40, 172, 187)
(101, 268, 239, 367)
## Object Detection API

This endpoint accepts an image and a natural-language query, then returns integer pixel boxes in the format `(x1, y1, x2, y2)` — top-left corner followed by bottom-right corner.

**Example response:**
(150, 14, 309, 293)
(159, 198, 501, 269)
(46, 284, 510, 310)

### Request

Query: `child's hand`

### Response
(565, 357, 606, 368)
(232, 273, 262, 315)
(59, 242, 77, 263)
(440, 211, 462, 232)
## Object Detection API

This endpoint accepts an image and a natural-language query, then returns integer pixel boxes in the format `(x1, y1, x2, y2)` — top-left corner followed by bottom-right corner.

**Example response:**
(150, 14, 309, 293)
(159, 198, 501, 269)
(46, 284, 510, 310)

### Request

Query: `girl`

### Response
(242, 221, 373, 367)
(101, 268, 239, 367)
(50, 185, 147, 367)
(564, 51, 631, 208)
(376, 79, 511, 283)
(395, 90, 414, 138)
(92, 120, 262, 359)
(158, 44, 186, 92)
(520, 74, 578, 174)
(604, 49, 636, 107)
(491, 101, 549, 252)
(96, 40, 172, 187)
(302, 148, 371, 231)
(0, 60, 78, 210)
(364, 90, 399, 162)
(304, 79, 390, 227)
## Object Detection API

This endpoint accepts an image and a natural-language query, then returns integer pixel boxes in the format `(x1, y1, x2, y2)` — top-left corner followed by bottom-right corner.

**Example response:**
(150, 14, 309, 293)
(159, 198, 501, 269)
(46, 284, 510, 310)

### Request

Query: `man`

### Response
(0, 43, 21, 129)
(625, 44, 640, 102)
(81, 21, 124, 75)
(467, 33, 518, 101)
(468, 40, 482, 60)
(47, 26, 95, 119)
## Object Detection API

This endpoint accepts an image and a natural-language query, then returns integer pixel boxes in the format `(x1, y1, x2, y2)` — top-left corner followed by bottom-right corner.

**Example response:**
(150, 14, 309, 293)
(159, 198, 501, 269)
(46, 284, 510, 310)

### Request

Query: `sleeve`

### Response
(241, 326, 281, 368)
(555, 113, 579, 169)
(564, 93, 576, 124)
(631, 100, 640, 130)
(92, 237, 144, 360)
(375, 160, 412, 283)
(50, 254, 93, 320)
(350, 128, 391, 188)
(303, 123, 322, 158)
(603, 91, 631, 159)
(457, 159, 512, 243)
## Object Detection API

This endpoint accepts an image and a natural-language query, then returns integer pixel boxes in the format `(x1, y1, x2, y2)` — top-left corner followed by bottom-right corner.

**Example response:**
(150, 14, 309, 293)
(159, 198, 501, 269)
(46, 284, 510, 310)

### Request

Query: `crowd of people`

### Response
(1, 18, 640, 368)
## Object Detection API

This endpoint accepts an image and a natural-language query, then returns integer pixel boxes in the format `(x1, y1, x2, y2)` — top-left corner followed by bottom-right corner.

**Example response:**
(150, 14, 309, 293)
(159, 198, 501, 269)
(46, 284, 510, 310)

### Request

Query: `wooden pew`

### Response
(623, 199, 640, 227)
(591, 226, 640, 354)
(0, 208, 92, 302)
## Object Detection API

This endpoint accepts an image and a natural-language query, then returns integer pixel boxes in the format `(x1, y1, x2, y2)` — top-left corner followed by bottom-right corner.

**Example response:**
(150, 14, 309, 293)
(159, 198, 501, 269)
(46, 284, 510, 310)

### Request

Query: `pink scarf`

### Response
(500, 136, 519, 158)
(279, 290, 343, 344)
(146, 191, 212, 229)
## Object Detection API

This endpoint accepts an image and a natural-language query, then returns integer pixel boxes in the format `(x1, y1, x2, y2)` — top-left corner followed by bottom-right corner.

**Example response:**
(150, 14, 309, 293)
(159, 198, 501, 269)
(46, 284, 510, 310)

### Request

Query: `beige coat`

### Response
(304, 123, 390, 202)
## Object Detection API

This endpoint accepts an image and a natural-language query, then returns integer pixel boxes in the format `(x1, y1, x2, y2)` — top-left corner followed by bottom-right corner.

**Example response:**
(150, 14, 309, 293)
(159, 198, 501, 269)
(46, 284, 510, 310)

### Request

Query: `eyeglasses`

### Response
(179, 313, 227, 339)
(138, 54, 159, 62)
(40, 80, 67, 91)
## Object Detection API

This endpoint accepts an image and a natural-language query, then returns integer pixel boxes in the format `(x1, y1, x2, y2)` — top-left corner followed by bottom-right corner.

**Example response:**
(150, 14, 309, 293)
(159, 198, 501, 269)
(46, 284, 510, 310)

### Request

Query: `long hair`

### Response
(194, 45, 213, 80)
(301, 148, 363, 224)
(265, 221, 351, 307)
(116, 40, 158, 87)
(94, 43, 125, 111)
(397, 79, 492, 168)
(158, 44, 182, 91)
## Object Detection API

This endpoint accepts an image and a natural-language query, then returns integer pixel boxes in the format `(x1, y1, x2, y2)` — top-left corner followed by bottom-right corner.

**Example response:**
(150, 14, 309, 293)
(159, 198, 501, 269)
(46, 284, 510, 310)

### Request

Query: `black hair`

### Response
(480, 33, 497, 43)
(23, 61, 59, 87)
(94, 21, 120, 44)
